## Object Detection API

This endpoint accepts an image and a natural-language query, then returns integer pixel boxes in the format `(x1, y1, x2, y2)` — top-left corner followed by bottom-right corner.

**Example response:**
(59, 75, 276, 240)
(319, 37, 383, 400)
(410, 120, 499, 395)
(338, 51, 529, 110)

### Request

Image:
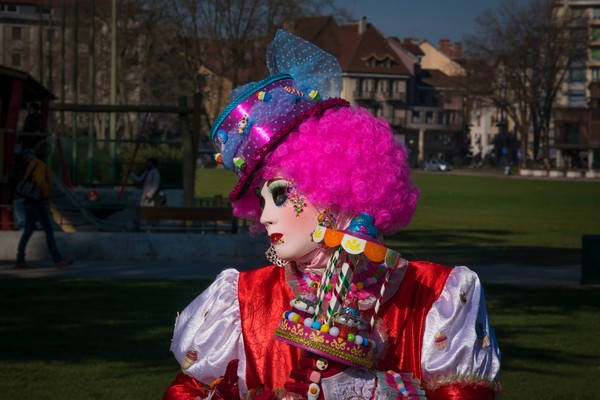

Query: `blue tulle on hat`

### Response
(210, 30, 347, 200)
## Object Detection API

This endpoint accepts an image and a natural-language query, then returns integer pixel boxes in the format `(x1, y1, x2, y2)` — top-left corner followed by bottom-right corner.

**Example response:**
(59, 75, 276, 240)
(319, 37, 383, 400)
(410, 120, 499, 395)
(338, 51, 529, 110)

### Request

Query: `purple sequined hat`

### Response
(210, 30, 349, 201)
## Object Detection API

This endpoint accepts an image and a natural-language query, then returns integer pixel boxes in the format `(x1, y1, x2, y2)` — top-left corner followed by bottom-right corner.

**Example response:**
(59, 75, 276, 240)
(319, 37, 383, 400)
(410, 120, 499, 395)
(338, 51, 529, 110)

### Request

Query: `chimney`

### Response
(454, 42, 463, 59)
(439, 39, 451, 56)
(358, 16, 367, 35)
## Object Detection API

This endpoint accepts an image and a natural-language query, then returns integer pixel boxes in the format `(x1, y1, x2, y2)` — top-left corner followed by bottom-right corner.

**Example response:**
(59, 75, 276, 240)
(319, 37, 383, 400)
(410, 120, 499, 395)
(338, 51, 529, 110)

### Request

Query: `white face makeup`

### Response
(259, 179, 320, 261)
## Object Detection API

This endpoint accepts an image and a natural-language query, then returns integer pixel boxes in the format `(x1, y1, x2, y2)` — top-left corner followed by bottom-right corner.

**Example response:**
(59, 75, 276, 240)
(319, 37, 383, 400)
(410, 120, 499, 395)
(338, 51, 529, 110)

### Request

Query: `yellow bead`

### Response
(292, 314, 300, 322)
(356, 282, 364, 290)
(320, 324, 330, 333)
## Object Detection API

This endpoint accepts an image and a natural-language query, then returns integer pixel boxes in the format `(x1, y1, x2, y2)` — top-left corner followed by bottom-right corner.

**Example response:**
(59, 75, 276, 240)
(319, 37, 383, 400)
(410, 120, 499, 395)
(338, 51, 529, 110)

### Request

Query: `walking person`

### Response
(131, 157, 164, 206)
(15, 141, 73, 269)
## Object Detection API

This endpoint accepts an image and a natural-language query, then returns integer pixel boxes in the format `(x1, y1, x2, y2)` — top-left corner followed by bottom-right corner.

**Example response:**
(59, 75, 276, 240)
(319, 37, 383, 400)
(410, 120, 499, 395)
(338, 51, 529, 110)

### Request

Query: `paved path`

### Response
(0, 259, 584, 287)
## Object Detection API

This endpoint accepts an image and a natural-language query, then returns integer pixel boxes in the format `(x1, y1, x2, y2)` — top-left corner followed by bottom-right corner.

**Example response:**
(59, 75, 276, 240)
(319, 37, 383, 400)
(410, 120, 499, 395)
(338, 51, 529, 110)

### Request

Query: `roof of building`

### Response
(290, 17, 411, 76)
(419, 69, 460, 90)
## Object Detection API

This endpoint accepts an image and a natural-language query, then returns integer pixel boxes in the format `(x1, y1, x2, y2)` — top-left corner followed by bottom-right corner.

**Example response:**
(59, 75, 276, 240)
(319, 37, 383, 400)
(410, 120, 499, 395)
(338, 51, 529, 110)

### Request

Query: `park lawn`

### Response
(196, 168, 600, 266)
(1, 279, 599, 400)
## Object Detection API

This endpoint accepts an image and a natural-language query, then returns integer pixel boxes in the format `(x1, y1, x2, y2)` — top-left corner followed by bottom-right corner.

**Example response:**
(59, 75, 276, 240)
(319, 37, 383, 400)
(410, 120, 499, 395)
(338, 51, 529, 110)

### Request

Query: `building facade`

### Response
(554, 0, 600, 170)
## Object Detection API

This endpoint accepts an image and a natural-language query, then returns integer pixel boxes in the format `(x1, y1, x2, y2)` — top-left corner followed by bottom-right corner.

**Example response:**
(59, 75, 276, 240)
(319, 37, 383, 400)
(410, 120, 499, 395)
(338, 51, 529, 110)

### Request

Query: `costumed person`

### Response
(131, 157, 163, 206)
(164, 30, 500, 400)
(15, 141, 73, 269)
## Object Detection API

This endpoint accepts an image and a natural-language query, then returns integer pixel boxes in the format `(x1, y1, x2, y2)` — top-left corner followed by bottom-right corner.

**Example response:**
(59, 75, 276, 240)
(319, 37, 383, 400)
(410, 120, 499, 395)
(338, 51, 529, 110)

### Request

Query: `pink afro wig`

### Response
(231, 106, 419, 235)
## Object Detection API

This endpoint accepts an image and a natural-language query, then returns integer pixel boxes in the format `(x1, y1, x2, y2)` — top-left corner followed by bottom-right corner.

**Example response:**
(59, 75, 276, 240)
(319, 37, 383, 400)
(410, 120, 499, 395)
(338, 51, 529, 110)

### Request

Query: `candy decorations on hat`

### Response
(210, 30, 349, 201)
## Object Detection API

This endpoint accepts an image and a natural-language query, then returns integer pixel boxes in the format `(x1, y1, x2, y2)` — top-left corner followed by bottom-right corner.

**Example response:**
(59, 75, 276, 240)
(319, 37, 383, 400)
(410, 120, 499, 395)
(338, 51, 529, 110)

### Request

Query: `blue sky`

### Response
(336, 0, 505, 44)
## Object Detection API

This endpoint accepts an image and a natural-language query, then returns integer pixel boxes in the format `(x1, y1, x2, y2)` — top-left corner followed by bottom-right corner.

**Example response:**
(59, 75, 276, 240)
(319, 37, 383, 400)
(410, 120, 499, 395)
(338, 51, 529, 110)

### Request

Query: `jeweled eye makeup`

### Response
(267, 179, 289, 207)
(257, 179, 290, 209)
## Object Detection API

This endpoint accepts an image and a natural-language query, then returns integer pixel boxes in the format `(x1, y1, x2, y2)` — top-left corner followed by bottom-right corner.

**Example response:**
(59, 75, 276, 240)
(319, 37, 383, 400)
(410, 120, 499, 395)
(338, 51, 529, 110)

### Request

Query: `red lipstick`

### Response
(270, 233, 283, 244)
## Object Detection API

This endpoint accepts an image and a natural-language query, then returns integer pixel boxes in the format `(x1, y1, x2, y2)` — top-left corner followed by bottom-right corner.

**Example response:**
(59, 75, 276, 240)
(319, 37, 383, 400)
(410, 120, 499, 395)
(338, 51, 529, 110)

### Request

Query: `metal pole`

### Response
(87, 0, 96, 180)
(109, 0, 117, 184)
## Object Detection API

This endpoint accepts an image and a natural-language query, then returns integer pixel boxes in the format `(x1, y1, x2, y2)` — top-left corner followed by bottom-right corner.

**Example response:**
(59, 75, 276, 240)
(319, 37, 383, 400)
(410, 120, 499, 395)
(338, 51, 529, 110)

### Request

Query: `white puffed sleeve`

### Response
(170, 268, 249, 391)
(421, 266, 500, 386)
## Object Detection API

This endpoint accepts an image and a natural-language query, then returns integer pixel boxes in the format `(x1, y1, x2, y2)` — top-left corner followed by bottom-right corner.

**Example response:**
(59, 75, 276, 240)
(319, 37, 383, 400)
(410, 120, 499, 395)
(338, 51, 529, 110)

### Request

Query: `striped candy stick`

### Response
(325, 253, 356, 324)
(284, 85, 304, 97)
(313, 246, 343, 320)
(369, 260, 399, 333)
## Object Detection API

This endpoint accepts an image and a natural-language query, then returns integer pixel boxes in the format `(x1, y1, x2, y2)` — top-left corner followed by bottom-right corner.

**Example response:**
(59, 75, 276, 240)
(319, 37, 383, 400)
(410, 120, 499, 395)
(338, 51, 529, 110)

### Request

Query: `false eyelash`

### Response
(267, 179, 289, 194)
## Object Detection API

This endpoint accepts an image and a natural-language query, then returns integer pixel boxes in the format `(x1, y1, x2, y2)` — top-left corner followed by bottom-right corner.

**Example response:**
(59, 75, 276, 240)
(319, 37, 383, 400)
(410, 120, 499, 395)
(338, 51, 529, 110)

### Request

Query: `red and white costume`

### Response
(164, 261, 500, 399)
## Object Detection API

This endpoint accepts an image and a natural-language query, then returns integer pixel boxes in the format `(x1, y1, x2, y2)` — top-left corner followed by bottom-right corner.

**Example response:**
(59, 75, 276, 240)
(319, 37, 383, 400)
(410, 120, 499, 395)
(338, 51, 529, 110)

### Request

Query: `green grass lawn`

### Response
(197, 168, 600, 266)
(1, 170, 598, 399)
(1, 280, 599, 400)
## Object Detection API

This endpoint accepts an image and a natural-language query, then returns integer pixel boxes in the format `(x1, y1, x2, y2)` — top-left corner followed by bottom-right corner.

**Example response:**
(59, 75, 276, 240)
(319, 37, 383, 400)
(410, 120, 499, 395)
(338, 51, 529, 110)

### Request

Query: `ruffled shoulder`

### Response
(421, 266, 501, 390)
(170, 269, 246, 387)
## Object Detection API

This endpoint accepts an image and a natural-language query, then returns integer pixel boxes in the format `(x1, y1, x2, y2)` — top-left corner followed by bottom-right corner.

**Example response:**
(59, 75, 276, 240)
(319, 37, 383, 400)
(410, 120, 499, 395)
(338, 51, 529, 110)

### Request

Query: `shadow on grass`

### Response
(0, 279, 210, 368)
(2, 280, 600, 399)
(385, 229, 581, 266)
(485, 285, 600, 378)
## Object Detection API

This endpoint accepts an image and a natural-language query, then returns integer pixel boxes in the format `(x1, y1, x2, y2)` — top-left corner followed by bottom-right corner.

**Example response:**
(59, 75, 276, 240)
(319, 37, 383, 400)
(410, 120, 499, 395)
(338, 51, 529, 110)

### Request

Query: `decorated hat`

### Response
(210, 30, 349, 200)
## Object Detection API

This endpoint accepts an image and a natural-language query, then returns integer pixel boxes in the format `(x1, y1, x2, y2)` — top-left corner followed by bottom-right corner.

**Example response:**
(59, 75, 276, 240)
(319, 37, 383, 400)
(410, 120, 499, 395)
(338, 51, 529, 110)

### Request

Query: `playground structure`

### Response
(1, 66, 224, 233)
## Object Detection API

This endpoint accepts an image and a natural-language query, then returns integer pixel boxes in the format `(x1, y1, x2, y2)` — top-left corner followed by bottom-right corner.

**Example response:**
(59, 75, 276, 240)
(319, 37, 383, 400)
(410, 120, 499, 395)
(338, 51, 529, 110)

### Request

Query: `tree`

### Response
(466, 0, 586, 166)
(164, 0, 341, 119)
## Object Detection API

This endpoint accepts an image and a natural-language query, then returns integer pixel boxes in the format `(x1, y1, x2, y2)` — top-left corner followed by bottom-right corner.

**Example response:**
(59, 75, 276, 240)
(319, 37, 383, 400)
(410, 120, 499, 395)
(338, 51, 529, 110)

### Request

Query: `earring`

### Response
(265, 244, 289, 267)
(317, 209, 337, 229)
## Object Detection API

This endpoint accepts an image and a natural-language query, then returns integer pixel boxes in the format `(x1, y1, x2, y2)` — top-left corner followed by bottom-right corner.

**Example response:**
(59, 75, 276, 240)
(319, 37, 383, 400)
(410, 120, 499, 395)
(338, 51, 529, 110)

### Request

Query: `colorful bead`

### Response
(354, 335, 363, 345)
(329, 326, 340, 337)
(214, 153, 223, 165)
(233, 157, 246, 170)
(317, 209, 336, 229)
(292, 314, 300, 322)
(308, 90, 321, 101)
(256, 91, 271, 101)
(320, 324, 330, 333)
(347, 333, 355, 342)
(287, 312, 296, 321)
(356, 282, 364, 290)
(338, 332, 346, 340)
(388, 371, 409, 398)
(311, 320, 322, 330)
(284, 311, 290, 319)
(287, 183, 307, 217)
(363, 337, 369, 347)
(304, 318, 314, 327)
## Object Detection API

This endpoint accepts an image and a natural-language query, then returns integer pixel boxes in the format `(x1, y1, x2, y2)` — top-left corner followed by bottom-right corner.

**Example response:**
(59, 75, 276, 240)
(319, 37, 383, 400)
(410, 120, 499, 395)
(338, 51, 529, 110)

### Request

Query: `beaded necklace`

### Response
(297, 263, 387, 304)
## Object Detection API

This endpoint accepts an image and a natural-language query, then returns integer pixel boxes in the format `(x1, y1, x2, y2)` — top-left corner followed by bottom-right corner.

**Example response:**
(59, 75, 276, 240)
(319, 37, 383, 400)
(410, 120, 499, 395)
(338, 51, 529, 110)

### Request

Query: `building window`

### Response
(12, 27, 22, 40)
(569, 68, 586, 82)
(565, 124, 579, 144)
(594, 8, 600, 19)
(592, 68, 600, 82)
(412, 111, 421, 123)
(426, 111, 433, 124)
(380, 79, 388, 93)
(568, 92, 585, 108)
(12, 53, 21, 67)
(2, 4, 18, 12)
(592, 48, 600, 61)
(438, 112, 447, 125)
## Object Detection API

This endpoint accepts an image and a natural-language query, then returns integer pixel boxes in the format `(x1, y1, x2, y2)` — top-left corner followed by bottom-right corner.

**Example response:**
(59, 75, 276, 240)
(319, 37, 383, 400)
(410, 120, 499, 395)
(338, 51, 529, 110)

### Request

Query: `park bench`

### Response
(136, 206, 240, 233)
